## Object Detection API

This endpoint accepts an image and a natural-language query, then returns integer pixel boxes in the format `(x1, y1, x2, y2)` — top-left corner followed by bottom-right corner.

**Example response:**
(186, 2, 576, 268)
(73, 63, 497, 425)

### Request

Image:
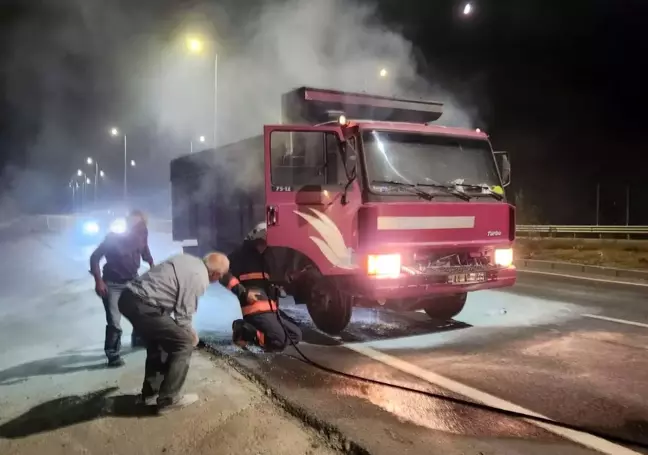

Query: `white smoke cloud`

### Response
(144, 0, 480, 147)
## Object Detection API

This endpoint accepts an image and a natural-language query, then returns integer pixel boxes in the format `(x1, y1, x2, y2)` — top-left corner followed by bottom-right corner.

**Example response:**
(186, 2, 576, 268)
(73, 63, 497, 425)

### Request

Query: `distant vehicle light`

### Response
(82, 220, 100, 235)
(494, 248, 513, 267)
(338, 114, 348, 125)
(110, 218, 127, 234)
(367, 254, 401, 278)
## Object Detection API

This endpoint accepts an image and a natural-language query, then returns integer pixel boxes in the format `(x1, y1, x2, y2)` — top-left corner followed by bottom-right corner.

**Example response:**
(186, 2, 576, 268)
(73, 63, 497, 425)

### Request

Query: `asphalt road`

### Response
(1, 231, 648, 454)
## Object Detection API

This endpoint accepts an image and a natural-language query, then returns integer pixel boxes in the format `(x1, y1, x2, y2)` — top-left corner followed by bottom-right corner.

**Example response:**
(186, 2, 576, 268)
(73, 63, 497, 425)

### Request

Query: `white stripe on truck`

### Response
(180, 239, 198, 247)
(377, 216, 475, 230)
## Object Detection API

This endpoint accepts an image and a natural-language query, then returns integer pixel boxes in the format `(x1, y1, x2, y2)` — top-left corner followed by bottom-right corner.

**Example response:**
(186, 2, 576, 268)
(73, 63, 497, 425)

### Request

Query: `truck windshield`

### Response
(362, 130, 501, 193)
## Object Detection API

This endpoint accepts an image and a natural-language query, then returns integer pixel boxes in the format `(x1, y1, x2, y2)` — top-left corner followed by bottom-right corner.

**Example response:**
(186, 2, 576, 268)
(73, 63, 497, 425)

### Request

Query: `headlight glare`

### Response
(367, 254, 401, 278)
(109, 218, 127, 234)
(82, 221, 100, 235)
(494, 248, 513, 267)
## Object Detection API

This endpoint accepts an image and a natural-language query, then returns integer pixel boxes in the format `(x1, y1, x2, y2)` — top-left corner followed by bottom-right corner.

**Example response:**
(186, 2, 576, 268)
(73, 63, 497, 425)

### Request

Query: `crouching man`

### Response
(118, 252, 229, 412)
(223, 223, 302, 352)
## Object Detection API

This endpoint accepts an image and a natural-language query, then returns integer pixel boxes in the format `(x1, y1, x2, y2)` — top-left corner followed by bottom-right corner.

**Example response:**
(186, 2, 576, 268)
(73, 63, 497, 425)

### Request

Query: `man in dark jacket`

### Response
(223, 223, 302, 352)
(90, 210, 154, 367)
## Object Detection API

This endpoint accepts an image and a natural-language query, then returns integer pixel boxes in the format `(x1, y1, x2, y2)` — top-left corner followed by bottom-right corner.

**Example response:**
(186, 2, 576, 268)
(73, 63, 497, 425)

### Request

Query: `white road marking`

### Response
(584, 314, 648, 329)
(518, 268, 648, 287)
(343, 343, 642, 455)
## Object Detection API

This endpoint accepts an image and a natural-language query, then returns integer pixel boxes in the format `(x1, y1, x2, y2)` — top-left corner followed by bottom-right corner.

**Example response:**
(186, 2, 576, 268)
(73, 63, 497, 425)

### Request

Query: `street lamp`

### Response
(462, 2, 473, 15)
(130, 159, 136, 167)
(379, 68, 388, 78)
(109, 127, 129, 201)
(99, 170, 105, 178)
(190, 135, 207, 153)
(186, 35, 218, 146)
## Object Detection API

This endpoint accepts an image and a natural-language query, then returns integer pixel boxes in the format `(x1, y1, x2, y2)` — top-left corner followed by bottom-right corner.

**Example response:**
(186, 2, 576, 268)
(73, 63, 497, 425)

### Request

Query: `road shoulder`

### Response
(0, 348, 337, 455)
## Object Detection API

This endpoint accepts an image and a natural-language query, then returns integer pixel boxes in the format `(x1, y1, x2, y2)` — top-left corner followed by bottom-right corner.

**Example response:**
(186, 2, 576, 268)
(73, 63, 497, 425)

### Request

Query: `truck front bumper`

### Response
(351, 265, 517, 301)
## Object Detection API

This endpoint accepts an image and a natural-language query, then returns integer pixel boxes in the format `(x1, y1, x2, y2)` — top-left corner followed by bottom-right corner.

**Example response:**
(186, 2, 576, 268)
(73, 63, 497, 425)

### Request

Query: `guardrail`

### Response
(3, 217, 647, 239)
(516, 225, 648, 239)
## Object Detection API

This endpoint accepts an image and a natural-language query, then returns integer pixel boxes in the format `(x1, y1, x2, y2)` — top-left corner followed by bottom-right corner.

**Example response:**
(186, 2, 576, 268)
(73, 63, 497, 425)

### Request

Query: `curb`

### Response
(515, 259, 648, 282)
(198, 343, 370, 455)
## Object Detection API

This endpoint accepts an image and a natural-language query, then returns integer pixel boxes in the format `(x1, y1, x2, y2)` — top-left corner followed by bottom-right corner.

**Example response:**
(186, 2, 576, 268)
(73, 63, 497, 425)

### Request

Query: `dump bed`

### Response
(170, 135, 265, 254)
(282, 86, 444, 124)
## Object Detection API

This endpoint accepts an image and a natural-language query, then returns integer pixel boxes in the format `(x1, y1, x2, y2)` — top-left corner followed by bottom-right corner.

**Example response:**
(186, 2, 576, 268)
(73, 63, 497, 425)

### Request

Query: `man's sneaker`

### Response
(107, 357, 125, 368)
(232, 319, 249, 348)
(135, 394, 158, 406)
(157, 394, 199, 414)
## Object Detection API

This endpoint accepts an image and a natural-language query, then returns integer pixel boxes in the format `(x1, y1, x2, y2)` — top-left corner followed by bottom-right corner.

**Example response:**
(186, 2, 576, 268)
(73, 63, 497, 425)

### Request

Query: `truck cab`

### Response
(171, 87, 516, 334)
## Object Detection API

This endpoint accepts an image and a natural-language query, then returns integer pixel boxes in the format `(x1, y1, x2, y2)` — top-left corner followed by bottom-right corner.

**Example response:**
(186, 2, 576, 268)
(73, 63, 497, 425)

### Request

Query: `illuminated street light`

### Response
(77, 169, 83, 176)
(130, 159, 136, 167)
(199, 135, 205, 143)
(86, 178, 91, 185)
(379, 68, 388, 78)
(109, 126, 129, 200)
(99, 170, 105, 177)
(463, 2, 473, 15)
(186, 37, 204, 54)
(86, 157, 93, 165)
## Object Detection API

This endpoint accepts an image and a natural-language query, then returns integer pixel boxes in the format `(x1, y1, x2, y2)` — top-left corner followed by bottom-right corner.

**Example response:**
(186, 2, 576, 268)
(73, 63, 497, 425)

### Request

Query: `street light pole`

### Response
(123, 134, 128, 201)
(186, 36, 218, 147)
(213, 53, 218, 146)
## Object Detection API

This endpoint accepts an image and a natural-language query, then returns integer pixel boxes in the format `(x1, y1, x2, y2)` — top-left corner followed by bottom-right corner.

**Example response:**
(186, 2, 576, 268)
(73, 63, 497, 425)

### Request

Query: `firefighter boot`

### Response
(232, 319, 261, 348)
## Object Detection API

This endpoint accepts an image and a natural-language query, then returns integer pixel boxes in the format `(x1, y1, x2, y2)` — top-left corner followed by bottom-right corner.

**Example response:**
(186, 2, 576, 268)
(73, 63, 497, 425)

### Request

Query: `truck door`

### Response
(264, 125, 361, 276)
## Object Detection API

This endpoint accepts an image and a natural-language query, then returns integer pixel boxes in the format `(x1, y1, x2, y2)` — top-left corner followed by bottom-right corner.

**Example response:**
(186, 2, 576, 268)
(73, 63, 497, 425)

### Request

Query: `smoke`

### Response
(0, 0, 483, 217)
(144, 0, 481, 148)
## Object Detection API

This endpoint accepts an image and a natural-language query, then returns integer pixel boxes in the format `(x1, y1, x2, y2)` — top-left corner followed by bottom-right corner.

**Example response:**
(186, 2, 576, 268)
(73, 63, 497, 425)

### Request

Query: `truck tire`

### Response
(423, 293, 468, 320)
(306, 284, 353, 335)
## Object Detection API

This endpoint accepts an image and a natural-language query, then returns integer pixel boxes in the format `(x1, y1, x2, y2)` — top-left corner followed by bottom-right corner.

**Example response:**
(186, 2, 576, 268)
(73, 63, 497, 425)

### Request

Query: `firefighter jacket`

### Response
(219, 272, 278, 316)
(227, 240, 278, 289)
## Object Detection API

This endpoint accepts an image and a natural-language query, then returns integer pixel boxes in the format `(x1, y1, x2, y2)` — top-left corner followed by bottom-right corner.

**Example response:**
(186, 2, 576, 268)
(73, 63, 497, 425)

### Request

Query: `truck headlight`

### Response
(82, 220, 100, 235)
(367, 254, 401, 278)
(109, 217, 127, 234)
(494, 248, 513, 267)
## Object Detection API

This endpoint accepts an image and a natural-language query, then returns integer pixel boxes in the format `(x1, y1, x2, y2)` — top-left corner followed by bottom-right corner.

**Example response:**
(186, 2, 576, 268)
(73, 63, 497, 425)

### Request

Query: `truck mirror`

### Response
(494, 151, 511, 187)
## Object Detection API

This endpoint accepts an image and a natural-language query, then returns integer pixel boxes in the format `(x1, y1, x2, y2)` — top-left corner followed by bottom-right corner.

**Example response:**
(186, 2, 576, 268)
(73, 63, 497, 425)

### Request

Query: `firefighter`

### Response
(90, 210, 153, 367)
(223, 223, 302, 352)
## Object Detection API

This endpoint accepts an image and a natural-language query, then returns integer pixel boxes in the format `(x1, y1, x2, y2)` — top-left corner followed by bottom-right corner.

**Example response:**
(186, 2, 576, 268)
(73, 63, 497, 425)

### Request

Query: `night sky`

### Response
(0, 0, 646, 224)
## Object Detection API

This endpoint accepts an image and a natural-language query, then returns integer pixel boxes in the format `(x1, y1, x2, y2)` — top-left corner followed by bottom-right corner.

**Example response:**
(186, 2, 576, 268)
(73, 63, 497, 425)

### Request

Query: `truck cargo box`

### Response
(170, 135, 265, 255)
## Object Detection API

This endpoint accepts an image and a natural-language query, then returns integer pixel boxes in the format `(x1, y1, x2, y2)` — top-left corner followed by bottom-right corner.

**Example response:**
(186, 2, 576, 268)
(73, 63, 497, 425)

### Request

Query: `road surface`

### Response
(1, 231, 647, 454)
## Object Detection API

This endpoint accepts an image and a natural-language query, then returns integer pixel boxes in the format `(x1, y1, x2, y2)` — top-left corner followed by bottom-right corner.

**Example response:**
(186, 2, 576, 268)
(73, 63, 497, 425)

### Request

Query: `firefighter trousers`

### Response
(244, 310, 302, 352)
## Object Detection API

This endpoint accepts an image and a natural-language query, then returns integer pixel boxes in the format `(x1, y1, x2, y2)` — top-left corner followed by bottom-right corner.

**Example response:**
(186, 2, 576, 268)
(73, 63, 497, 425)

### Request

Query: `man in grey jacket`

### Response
(118, 252, 229, 413)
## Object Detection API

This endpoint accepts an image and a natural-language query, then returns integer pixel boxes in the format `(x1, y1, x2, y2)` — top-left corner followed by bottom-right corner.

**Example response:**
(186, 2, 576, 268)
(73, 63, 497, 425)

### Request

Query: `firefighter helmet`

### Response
(245, 222, 267, 241)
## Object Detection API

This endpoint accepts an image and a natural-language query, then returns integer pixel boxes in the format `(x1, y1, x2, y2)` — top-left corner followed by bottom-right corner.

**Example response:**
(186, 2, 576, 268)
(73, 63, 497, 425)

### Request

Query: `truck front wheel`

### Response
(422, 293, 468, 320)
(306, 285, 353, 335)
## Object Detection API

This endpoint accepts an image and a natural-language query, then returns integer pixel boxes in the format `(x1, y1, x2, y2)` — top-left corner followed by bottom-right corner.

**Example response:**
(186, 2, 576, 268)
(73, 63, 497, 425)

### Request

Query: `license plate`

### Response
(448, 272, 486, 285)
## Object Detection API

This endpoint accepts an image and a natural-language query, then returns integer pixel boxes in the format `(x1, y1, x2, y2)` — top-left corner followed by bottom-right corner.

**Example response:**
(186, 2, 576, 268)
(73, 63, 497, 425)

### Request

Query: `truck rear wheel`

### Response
(423, 293, 467, 320)
(306, 285, 353, 335)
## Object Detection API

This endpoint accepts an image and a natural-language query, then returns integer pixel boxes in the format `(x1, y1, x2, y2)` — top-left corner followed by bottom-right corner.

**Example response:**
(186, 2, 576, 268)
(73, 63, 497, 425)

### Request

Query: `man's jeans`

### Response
(102, 282, 127, 362)
(118, 289, 194, 404)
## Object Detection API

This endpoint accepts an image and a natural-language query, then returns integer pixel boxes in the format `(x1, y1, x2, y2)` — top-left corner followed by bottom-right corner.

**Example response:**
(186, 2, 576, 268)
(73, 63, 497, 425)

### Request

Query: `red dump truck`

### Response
(170, 87, 516, 334)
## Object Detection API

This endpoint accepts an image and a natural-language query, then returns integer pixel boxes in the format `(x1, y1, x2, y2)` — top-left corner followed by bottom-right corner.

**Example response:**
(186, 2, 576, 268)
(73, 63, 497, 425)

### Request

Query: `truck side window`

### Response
(270, 131, 343, 187)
